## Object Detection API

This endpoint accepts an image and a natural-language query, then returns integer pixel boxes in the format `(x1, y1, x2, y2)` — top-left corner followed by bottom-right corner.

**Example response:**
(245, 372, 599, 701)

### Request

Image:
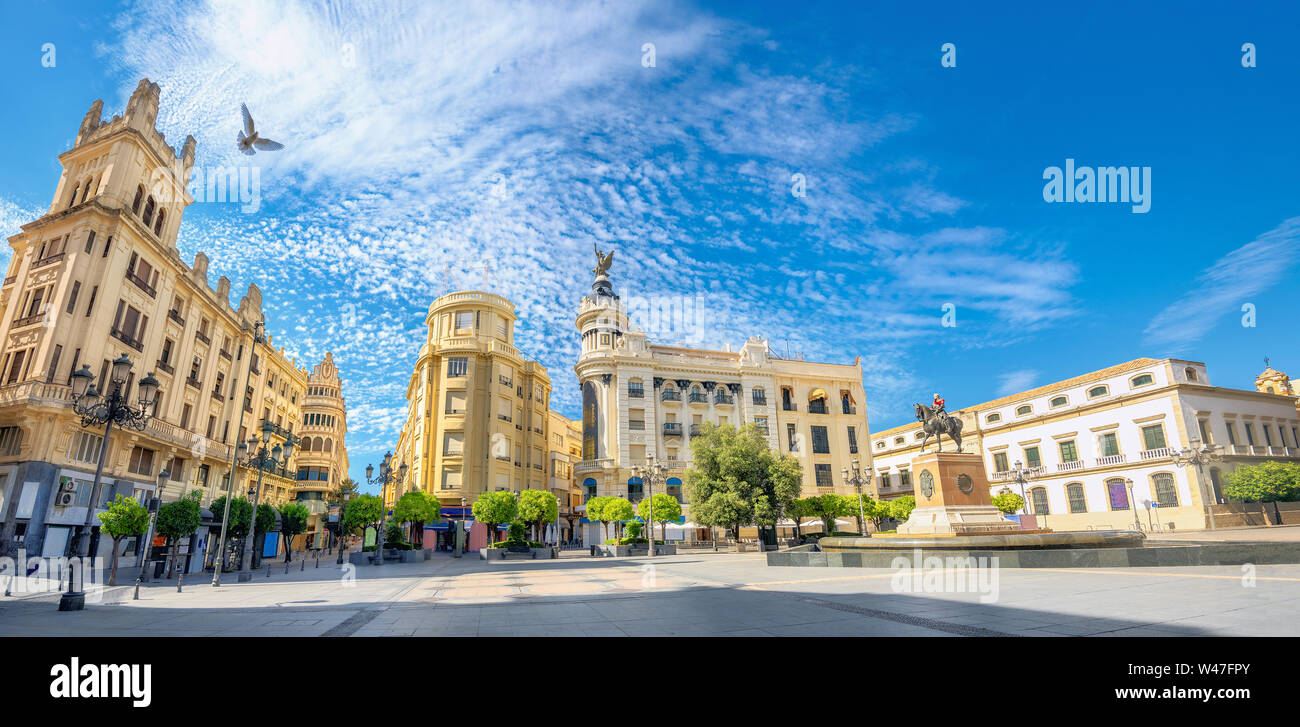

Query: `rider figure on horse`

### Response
(932, 392, 946, 418)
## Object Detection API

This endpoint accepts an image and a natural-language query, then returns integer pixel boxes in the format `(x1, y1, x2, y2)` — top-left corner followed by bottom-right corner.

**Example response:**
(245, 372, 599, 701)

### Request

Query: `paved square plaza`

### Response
(2, 550, 1298, 637)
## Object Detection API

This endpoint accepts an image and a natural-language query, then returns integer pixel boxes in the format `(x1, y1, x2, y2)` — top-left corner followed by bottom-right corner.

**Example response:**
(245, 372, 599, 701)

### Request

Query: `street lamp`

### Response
(59, 355, 160, 611)
(1124, 477, 1142, 531)
(842, 459, 869, 536)
(1007, 459, 1035, 517)
(1171, 437, 1224, 529)
(555, 494, 562, 547)
(632, 455, 666, 557)
(212, 320, 265, 587)
(234, 419, 295, 581)
(365, 452, 407, 565)
(131, 468, 169, 601)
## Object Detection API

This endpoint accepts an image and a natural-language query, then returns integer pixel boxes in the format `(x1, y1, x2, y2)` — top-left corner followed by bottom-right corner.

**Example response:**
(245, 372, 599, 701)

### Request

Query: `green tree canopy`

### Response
(328, 477, 361, 505)
(801, 494, 853, 534)
(394, 490, 441, 547)
(472, 491, 519, 542)
(991, 492, 1025, 514)
(211, 496, 253, 539)
(603, 497, 635, 538)
(97, 494, 150, 585)
(343, 493, 384, 536)
(637, 492, 683, 541)
(255, 502, 278, 534)
(685, 422, 803, 539)
(155, 492, 202, 544)
(888, 495, 917, 522)
(1223, 461, 1300, 503)
(517, 489, 558, 540)
(278, 502, 310, 561)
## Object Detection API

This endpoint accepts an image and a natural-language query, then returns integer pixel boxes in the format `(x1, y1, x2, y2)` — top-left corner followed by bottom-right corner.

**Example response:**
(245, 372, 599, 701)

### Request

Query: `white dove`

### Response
(237, 103, 284, 155)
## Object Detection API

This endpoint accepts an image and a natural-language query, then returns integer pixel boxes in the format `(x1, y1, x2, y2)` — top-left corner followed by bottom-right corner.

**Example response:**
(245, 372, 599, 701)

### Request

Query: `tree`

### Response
(685, 422, 803, 540)
(97, 495, 150, 585)
(864, 498, 894, 531)
(210, 495, 252, 571)
(278, 503, 310, 562)
(603, 497, 636, 539)
(842, 492, 871, 534)
(785, 498, 813, 538)
(991, 492, 1025, 515)
(328, 477, 361, 505)
(802, 494, 853, 535)
(585, 496, 612, 541)
(472, 491, 518, 545)
(343, 494, 384, 538)
(393, 490, 441, 548)
(517, 489, 558, 543)
(154, 490, 202, 577)
(888, 495, 917, 523)
(252, 503, 279, 568)
(637, 493, 683, 542)
(1225, 461, 1300, 524)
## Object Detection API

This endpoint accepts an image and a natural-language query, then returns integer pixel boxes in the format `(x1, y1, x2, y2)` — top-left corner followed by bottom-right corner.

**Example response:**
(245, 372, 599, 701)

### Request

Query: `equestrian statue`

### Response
(914, 392, 963, 453)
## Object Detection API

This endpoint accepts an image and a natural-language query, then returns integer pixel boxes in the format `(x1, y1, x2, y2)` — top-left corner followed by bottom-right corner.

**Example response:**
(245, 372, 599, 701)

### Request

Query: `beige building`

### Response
(392, 291, 552, 511)
(572, 251, 871, 538)
(1255, 359, 1300, 416)
(0, 78, 329, 565)
(869, 357, 1300, 531)
(548, 410, 582, 542)
(293, 352, 350, 548)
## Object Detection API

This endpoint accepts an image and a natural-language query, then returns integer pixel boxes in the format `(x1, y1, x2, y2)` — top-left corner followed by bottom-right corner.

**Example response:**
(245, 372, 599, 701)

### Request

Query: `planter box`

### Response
(347, 551, 369, 566)
(479, 547, 504, 560)
(422, 549, 432, 561)
(530, 547, 557, 559)
(399, 550, 420, 563)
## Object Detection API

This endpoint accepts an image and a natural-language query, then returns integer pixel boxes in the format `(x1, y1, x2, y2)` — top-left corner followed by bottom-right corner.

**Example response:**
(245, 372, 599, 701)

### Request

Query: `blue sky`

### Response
(2, 1, 1298, 494)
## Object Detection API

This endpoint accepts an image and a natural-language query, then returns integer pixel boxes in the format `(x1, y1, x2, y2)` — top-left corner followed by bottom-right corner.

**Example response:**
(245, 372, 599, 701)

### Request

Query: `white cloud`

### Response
(1144, 217, 1300, 351)
(996, 369, 1039, 396)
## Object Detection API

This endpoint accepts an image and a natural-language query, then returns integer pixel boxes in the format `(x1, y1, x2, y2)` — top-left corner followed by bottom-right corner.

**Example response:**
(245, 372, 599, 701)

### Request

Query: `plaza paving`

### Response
(1, 550, 1298, 637)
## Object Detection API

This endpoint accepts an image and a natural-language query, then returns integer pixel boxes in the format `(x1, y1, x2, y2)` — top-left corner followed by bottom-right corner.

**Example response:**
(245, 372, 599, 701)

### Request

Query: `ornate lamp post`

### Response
(842, 459, 869, 536)
(235, 420, 295, 581)
(1124, 477, 1142, 531)
(632, 455, 667, 557)
(59, 354, 160, 611)
(212, 320, 265, 587)
(365, 452, 407, 565)
(1008, 459, 1034, 517)
(1171, 437, 1223, 530)
(131, 468, 170, 601)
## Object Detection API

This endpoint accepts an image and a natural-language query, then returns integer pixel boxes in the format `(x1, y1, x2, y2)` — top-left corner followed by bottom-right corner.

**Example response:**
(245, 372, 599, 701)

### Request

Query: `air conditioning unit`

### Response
(56, 491, 76, 507)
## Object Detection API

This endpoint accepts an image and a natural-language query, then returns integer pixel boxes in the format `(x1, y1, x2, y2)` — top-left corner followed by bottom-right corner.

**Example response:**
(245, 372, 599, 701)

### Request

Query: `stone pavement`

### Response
(1148, 524, 1300, 543)
(2, 551, 1297, 636)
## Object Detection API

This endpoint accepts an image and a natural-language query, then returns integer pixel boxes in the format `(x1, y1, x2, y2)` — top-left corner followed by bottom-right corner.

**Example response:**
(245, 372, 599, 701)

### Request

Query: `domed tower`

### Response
(574, 246, 630, 461)
(294, 352, 350, 548)
(1256, 357, 1299, 415)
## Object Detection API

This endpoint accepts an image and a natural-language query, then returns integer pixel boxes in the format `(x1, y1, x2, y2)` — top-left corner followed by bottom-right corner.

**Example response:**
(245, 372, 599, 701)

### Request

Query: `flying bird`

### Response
(236, 103, 284, 155)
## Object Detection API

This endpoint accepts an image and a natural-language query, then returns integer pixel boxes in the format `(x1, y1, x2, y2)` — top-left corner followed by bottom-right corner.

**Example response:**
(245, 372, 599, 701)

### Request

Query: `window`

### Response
(786, 423, 798, 452)
(1130, 373, 1154, 388)
(847, 427, 858, 454)
(878, 472, 890, 490)
(0, 426, 23, 456)
(985, 413, 1001, 424)
(127, 446, 156, 476)
(1141, 424, 1167, 451)
(65, 281, 80, 314)
(1066, 483, 1087, 513)
(1015, 405, 1032, 417)
(445, 390, 467, 414)
(1225, 422, 1237, 446)
(992, 452, 1009, 473)
(1184, 367, 1198, 382)
(455, 311, 473, 330)
(899, 469, 911, 488)
(131, 186, 143, 214)
(1024, 446, 1041, 468)
(69, 431, 102, 464)
(1152, 472, 1178, 507)
(441, 469, 462, 490)
(444, 431, 464, 455)
(1087, 385, 1109, 399)
(752, 387, 767, 406)
(1198, 420, 1210, 444)
(1244, 423, 1255, 446)
(1028, 487, 1049, 515)
(1059, 440, 1078, 463)
(447, 358, 467, 377)
(1106, 479, 1129, 510)
(810, 426, 830, 454)
(808, 397, 828, 415)
(894, 436, 904, 445)
(814, 464, 833, 487)
(1098, 432, 1120, 457)
(627, 477, 644, 502)
(627, 380, 644, 398)
(1049, 396, 1068, 408)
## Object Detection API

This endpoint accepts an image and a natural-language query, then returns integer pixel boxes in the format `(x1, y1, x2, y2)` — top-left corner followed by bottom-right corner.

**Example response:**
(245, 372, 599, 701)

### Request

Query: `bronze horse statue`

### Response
(914, 402, 963, 453)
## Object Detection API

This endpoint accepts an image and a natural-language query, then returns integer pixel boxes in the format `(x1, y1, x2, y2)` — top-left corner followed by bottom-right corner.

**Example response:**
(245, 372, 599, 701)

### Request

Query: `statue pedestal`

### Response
(896, 452, 1021, 536)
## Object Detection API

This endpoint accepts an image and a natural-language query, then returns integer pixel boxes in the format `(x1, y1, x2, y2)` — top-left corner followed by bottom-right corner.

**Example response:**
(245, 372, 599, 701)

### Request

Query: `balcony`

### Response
(629, 420, 645, 431)
(259, 419, 297, 443)
(185, 376, 202, 390)
(499, 376, 513, 387)
(808, 401, 829, 415)
(195, 330, 211, 346)
(32, 253, 65, 270)
(1095, 454, 1126, 467)
(167, 309, 185, 327)
(124, 269, 156, 298)
(110, 327, 144, 352)
(1139, 447, 1174, 461)
(498, 414, 512, 423)
(210, 388, 224, 401)
(752, 397, 767, 407)
(843, 405, 857, 415)
(628, 387, 644, 399)
(713, 392, 734, 406)
(782, 402, 797, 412)
(1057, 460, 1084, 472)
(11, 313, 44, 329)
(661, 390, 681, 402)
(219, 348, 232, 361)
(574, 458, 614, 476)
(663, 423, 683, 436)
(155, 359, 174, 376)
(688, 392, 708, 404)
(689, 424, 703, 437)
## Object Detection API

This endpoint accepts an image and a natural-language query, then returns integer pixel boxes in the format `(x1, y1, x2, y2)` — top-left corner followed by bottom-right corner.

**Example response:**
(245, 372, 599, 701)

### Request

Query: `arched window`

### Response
(153, 209, 165, 236)
(1050, 395, 1068, 408)
(142, 196, 156, 227)
(1066, 483, 1087, 513)
(1129, 373, 1154, 388)
(324, 438, 332, 452)
(1016, 405, 1032, 416)
(1029, 486, 1049, 515)
(627, 476, 644, 502)
(986, 412, 1001, 424)
(81, 179, 93, 203)
(132, 185, 144, 214)
(582, 478, 597, 502)
(1184, 367, 1198, 382)
(1087, 385, 1109, 399)
(68, 183, 80, 208)
(666, 477, 683, 503)
(1105, 478, 1130, 510)
(1151, 472, 1178, 507)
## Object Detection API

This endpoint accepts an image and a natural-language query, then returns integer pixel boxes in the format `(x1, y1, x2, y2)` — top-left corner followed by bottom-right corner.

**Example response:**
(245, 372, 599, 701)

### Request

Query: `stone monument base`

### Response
(897, 505, 1023, 536)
